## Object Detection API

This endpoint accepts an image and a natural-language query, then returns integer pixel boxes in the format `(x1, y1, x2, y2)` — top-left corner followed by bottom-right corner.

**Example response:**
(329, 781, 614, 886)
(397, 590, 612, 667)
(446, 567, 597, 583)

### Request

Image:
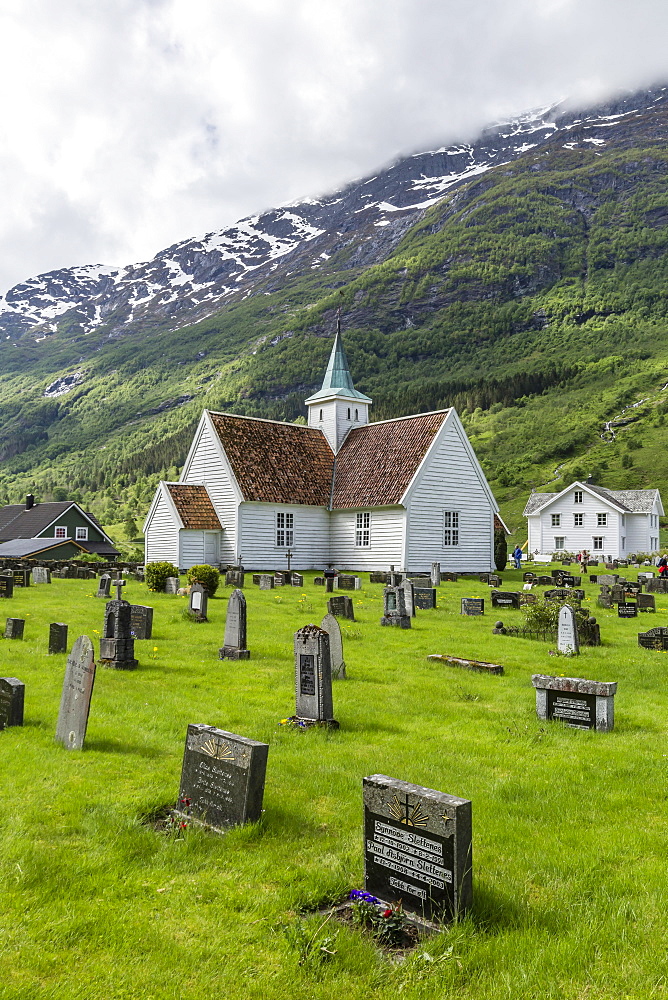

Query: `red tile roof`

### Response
(209, 413, 335, 506)
(166, 485, 222, 529)
(332, 411, 448, 508)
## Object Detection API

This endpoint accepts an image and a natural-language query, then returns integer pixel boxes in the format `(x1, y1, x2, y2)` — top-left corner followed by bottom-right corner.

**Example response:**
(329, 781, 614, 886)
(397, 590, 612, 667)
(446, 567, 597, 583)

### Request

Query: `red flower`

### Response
(383, 909, 392, 918)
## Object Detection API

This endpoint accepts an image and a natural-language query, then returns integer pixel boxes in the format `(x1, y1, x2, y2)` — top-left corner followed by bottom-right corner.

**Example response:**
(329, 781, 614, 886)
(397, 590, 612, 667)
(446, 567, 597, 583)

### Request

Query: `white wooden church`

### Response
(143, 330, 502, 572)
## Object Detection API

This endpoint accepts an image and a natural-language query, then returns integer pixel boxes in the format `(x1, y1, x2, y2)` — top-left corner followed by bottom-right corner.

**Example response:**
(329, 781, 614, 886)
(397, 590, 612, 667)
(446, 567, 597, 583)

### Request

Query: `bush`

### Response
(186, 564, 220, 597)
(146, 561, 179, 592)
(494, 528, 507, 571)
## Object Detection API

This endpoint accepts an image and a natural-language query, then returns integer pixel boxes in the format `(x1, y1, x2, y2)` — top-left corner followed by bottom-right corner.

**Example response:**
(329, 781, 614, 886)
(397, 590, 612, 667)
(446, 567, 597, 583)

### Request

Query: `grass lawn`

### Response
(1, 566, 667, 999)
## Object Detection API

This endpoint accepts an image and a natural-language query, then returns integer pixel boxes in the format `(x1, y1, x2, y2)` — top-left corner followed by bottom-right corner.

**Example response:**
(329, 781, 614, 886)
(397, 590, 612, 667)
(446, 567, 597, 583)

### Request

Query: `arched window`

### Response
(319, 409, 323, 421)
(355, 409, 358, 421)
(347, 407, 351, 419)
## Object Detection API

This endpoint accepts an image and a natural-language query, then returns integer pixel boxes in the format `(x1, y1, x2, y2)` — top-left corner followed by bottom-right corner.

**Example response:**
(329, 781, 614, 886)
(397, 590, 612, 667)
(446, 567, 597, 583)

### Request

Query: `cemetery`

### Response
(1, 561, 667, 998)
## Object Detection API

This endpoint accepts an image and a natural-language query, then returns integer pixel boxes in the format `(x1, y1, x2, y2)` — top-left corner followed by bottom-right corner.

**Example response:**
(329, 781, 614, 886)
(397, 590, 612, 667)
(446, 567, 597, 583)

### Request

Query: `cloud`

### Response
(0, 0, 665, 292)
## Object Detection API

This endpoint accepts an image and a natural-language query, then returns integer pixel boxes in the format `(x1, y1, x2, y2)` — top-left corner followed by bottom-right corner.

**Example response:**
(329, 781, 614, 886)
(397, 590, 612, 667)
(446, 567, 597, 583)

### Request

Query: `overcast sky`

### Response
(0, 0, 665, 293)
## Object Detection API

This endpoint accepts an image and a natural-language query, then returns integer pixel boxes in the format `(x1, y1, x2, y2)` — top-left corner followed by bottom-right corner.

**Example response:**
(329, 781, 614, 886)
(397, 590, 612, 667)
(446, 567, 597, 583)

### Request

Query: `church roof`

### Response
(304, 331, 372, 404)
(166, 484, 222, 529)
(332, 411, 449, 508)
(209, 413, 335, 506)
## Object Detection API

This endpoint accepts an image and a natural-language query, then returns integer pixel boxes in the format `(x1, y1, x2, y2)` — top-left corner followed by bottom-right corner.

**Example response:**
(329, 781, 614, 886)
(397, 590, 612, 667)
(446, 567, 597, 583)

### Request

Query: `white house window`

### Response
(76, 527, 88, 541)
(573, 513, 583, 526)
(597, 513, 607, 526)
(554, 537, 565, 550)
(574, 491, 583, 503)
(444, 511, 459, 546)
(356, 512, 370, 546)
(54, 526, 67, 539)
(276, 512, 293, 547)
(551, 514, 561, 527)
(593, 536, 603, 550)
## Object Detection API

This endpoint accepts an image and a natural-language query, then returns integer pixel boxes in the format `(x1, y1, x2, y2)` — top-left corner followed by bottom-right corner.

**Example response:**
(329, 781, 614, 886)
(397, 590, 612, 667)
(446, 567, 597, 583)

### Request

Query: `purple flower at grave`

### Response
(349, 890, 379, 903)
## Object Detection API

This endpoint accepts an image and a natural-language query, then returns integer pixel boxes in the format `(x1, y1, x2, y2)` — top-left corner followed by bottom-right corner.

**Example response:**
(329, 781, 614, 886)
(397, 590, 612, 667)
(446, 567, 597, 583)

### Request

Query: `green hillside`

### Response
(2, 137, 668, 539)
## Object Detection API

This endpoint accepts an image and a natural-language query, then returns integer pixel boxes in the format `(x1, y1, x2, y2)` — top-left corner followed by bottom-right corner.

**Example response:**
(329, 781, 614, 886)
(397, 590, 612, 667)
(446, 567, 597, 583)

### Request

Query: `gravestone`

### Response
(99, 585, 138, 669)
(225, 570, 245, 588)
(0, 677, 24, 728)
(0, 575, 13, 598)
(545, 588, 582, 606)
(5, 618, 25, 639)
(381, 586, 411, 628)
(252, 574, 261, 585)
(13, 570, 29, 587)
(274, 572, 286, 587)
(31, 566, 50, 584)
(338, 574, 358, 590)
(321, 612, 346, 679)
(189, 583, 208, 621)
(460, 598, 484, 616)
(401, 579, 416, 617)
(259, 574, 274, 590)
(293, 624, 338, 726)
(537, 575, 554, 586)
(488, 574, 502, 588)
(638, 626, 668, 651)
(441, 572, 458, 583)
(645, 577, 668, 594)
(414, 587, 437, 610)
(130, 605, 154, 640)
(363, 774, 472, 921)
(491, 591, 521, 610)
(637, 593, 656, 612)
(557, 605, 579, 655)
(431, 562, 441, 588)
(48, 623, 68, 654)
(55, 636, 96, 750)
(174, 723, 269, 833)
(532, 674, 617, 731)
(325, 576, 336, 593)
(370, 572, 389, 584)
(617, 602, 638, 618)
(638, 572, 654, 583)
(624, 581, 642, 596)
(219, 589, 250, 659)
(597, 574, 618, 586)
(291, 573, 304, 587)
(327, 595, 355, 621)
(313, 576, 325, 586)
(164, 576, 180, 594)
(610, 584, 626, 604)
(519, 592, 537, 606)
(97, 574, 112, 599)
(523, 572, 537, 583)
(597, 590, 613, 609)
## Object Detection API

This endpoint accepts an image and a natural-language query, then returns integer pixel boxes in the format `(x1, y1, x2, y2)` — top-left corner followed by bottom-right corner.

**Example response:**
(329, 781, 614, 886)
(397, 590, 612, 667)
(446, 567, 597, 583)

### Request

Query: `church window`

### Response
(356, 511, 370, 546)
(319, 409, 323, 421)
(355, 409, 358, 421)
(443, 511, 459, 546)
(54, 526, 67, 539)
(276, 511, 294, 547)
(347, 407, 351, 419)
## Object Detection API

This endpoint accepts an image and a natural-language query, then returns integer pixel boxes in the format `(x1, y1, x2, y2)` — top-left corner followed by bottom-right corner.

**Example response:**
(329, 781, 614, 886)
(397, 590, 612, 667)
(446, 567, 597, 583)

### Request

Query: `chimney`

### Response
(586, 474, 594, 485)
(25, 494, 34, 510)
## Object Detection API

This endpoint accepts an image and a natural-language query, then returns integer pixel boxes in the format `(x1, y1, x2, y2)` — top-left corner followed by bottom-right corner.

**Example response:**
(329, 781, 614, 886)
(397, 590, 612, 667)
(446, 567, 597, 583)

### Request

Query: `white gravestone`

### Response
(557, 605, 579, 655)
(321, 613, 346, 679)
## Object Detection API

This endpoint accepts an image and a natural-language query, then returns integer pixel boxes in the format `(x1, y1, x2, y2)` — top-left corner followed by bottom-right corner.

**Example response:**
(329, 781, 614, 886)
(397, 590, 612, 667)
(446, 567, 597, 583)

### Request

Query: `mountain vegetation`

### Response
(1, 88, 668, 543)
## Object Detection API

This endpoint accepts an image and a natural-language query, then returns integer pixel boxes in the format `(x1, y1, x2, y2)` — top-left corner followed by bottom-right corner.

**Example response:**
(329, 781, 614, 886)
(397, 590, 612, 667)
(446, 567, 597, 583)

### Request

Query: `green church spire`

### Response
(305, 312, 372, 404)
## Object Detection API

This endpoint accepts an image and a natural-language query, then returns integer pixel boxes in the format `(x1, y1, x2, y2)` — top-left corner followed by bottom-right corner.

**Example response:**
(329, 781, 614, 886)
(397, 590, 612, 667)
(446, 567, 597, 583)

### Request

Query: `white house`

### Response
(144, 328, 503, 572)
(524, 480, 663, 559)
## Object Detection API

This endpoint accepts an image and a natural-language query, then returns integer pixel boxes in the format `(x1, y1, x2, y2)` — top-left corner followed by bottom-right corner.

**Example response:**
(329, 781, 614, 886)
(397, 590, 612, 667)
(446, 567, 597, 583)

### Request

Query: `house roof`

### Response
(209, 412, 335, 506)
(524, 482, 661, 516)
(0, 537, 87, 557)
(166, 484, 222, 529)
(331, 411, 449, 508)
(0, 501, 111, 541)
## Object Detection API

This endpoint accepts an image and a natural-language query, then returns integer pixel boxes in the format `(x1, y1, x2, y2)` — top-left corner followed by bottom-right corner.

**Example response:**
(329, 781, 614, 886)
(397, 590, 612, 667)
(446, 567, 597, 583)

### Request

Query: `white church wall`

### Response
(330, 507, 406, 570)
(179, 530, 206, 569)
(404, 418, 494, 572)
(238, 502, 331, 570)
(145, 488, 180, 565)
(180, 417, 237, 563)
(308, 397, 368, 452)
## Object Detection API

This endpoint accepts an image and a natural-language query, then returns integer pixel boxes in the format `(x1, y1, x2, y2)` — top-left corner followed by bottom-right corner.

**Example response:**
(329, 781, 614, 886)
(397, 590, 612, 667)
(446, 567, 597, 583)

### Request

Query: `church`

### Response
(143, 329, 502, 572)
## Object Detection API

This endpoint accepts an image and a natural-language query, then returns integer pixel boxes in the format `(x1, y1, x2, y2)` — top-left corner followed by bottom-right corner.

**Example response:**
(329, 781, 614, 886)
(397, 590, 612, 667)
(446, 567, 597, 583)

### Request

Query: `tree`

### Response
(124, 515, 138, 540)
(494, 527, 508, 571)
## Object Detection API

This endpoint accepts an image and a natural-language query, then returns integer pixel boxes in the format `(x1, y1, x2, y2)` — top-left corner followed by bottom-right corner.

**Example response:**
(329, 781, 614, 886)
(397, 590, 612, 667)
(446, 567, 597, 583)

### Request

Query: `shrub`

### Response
(494, 527, 507, 571)
(146, 561, 179, 592)
(186, 564, 220, 597)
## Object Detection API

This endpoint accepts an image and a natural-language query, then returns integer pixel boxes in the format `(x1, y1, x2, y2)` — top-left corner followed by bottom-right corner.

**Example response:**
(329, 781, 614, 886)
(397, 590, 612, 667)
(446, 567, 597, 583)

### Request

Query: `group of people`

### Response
(658, 554, 668, 576)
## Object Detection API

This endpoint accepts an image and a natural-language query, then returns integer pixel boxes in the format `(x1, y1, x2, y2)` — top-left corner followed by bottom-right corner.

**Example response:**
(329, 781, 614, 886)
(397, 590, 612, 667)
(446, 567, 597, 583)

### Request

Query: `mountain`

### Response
(2, 84, 668, 545)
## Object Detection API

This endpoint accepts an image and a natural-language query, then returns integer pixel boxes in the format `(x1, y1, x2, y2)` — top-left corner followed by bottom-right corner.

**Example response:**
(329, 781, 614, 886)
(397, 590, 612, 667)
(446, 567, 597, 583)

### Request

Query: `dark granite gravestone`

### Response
(225, 570, 245, 588)
(219, 589, 250, 660)
(0, 677, 24, 728)
(491, 591, 521, 610)
(363, 774, 472, 921)
(321, 612, 346, 678)
(401, 579, 416, 617)
(638, 626, 668, 650)
(174, 723, 269, 833)
(431, 562, 441, 588)
(598, 591, 613, 609)
(532, 674, 617, 731)
(537, 575, 554, 586)
(461, 598, 484, 616)
(274, 572, 286, 587)
(99, 589, 138, 670)
(624, 582, 642, 596)
(414, 587, 437, 610)
(48, 623, 68, 654)
(370, 572, 389, 584)
(519, 592, 537, 606)
(259, 574, 274, 590)
(293, 624, 337, 726)
(0, 575, 13, 599)
(327, 595, 355, 621)
(12, 570, 29, 587)
(338, 574, 357, 590)
(618, 602, 638, 618)
(55, 636, 96, 749)
(164, 577, 180, 594)
(441, 572, 458, 583)
(610, 584, 626, 604)
(381, 586, 411, 628)
(544, 588, 582, 606)
(488, 574, 502, 588)
(97, 574, 112, 599)
(189, 583, 208, 621)
(644, 577, 668, 593)
(523, 572, 537, 582)
(5, 618, 25, 639)
(557, 605, 579, 655)
(130, 605, 154, 640)
(31, 566, 51, 584)
(637, 593, 656, 612)
(291, 573, 304, 587)
(325, 577, 336, 593)
(313, 576, 325, 586)
(252, 574, 261, 585)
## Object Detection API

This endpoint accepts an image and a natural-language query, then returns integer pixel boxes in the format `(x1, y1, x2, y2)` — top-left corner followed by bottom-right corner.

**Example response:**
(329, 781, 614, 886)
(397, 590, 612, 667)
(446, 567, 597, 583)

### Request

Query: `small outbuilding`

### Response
(0, 496, 119, 560)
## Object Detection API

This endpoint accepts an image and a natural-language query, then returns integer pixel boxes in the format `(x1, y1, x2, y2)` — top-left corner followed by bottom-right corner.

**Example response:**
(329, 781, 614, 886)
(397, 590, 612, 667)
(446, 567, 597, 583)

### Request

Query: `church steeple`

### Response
(305, 312, 372, 452)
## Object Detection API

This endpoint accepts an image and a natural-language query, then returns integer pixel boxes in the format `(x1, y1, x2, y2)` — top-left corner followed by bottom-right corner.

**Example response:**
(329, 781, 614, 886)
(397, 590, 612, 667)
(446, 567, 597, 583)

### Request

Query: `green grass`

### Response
(1, 568, 668, 999)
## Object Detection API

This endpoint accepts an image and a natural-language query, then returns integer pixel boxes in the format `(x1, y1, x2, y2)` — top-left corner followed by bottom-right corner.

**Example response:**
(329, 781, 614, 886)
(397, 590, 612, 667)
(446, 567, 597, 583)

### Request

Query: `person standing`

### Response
(512, 544, 523, 570)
